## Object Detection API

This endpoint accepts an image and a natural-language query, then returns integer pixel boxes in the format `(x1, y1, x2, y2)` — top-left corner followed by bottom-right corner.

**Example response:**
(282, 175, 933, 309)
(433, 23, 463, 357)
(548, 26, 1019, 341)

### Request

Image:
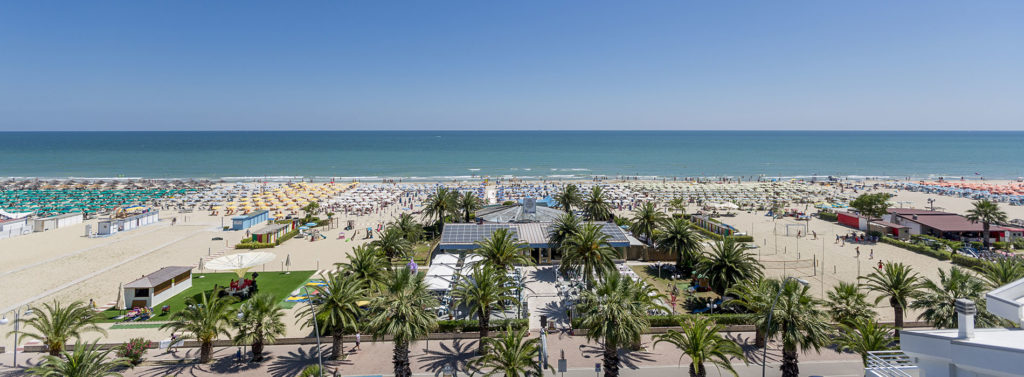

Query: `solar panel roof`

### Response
(439, 223, 516, 246)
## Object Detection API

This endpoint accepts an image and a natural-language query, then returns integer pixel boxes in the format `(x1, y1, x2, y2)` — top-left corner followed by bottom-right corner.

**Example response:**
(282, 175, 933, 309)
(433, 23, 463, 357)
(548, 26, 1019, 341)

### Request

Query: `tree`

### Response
(631, 202, 666, 261)
(13, 300, 106, 356)
(559, 223, 619, 287)
(470, 326, 551, 377)
(27, 340, 129, 377)
(725, 279, 775, 348)
(668, 197, 687, 215)
(297, 272, 366, 360)
(981, 257, 1024, 289)
(833, 319, 896, 365)
(966, 199, 1008, 247)
(653, 316, 746, 377)
(159, 292, 235, 363)
(367, 269, 438, 377)
(825, 281, 876, 327)
(655, 217, 703, 275)
(849, 193, 892, 220)
(453, 265, 518, 354)
(555, 184, 584, 214)
(459, 191, 483, 222)
(577, 273, 663, 377)
(473, 228, 533, 271)
(765, 279, 832, 377)
(338, 244, 390, 288)
(391, 213, 424, 243)
(697, 239, 763, 296)
(423, 187, 458, 231)
(583, 186, 613, 221)
(233, 292, 286, 362)
(297, 365, 324, 377)
(374, 226, 412, 260)
(911, 266, 1002, 329)
(302, 201, 321, 215)
(548, 212, 583, 250)
(862, 262, 922, 338)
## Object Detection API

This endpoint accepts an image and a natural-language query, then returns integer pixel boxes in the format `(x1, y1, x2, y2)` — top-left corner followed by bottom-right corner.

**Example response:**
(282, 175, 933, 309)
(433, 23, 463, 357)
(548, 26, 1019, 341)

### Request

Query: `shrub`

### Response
(969, 241, 984, 250)
(572, 313, 754, 329)
(436, 318, 528, 333)
(502, 201, 516, 206)
(881, 236, 951, 261)
(116, 337, 150, 367)
(235, 242, 275, 249)
(951, 254, 991, 272)
(993, 241, 1009, 250)
(818, 211, 838, 222)
(275, 229, 300, 245)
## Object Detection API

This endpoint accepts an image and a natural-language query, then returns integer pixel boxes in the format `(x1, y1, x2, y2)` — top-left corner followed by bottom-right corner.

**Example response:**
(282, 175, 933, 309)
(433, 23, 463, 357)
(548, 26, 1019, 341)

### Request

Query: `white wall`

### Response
(0, 219, 33, 240)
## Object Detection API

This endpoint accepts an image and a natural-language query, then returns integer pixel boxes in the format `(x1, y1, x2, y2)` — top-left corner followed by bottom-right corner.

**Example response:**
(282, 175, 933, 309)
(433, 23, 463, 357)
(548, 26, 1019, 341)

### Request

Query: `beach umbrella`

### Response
(198, 257, 205, 272)
(285, 254, 291, 271)
(115, 283, 125, 311)
(205, 252, 276, 277)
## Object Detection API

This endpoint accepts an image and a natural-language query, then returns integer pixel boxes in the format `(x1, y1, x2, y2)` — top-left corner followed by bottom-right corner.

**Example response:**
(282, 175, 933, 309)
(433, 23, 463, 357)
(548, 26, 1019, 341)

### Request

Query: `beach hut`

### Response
(123, 266, 193, 309)
(252, 221, 296, 244)
(0, 218, 32, 240)
(97, 210, 160, 236)
(231, 210, 269, 230)
(32, 212, 83, 232)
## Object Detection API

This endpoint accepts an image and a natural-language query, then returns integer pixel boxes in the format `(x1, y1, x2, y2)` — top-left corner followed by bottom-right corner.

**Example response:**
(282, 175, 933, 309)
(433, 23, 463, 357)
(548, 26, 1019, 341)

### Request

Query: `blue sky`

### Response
(0, 1, 1021, 131)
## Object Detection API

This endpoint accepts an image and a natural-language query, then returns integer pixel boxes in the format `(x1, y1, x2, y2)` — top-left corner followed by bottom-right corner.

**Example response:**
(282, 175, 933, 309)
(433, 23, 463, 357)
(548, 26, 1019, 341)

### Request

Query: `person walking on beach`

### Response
(856, 247, 860, 258)
(354, 332, 361, 351)
(877, 260, 883, 270)
(870, 249, 874, 259)
(812, 230, 817, 240)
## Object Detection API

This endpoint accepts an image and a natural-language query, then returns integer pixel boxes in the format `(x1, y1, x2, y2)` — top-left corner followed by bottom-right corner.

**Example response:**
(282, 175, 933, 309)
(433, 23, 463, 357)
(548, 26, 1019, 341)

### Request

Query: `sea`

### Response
(1, 131, 1022, 181)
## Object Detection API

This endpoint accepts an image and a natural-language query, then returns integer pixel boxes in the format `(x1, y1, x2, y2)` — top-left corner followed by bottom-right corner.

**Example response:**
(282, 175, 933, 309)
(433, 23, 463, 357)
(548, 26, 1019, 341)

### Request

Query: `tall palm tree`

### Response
(825, 281, 876, 327)
(338, 243, 390, 288)
(453, 265, 518, 354)
(27, 340, 129, 377)
(583, 186, 613, 221)
(655, 217, 703, 274)
(725, 278, 776, 348)
(765, 279, 832, 377)
(390, 213, 424, 243)
(14, 300, 106, 356)
(965, 199, 1008, 247)
(910, 266, 1001, 328)
(981, 257, 1024, 289)
(159, 292, 235, 363)
(833, 319, 896, 365)
(559, 223, 619, 287)
(297, 272, 366, 360)
(862, 262, 922, 338)
(470, 326, 551, 377)
(367, 269, 439, 377)
(473, 228, 532, 271)
(423, 187, 458, 232)
(555, 184, 583, 214)
(459, 191, 483, 222)
(233, 292, 286, 362)
(631, 202, 666, 246)
(548, 212, 583, 250)
(374, 226, 413, 260)
(697, 239, 763, 295)
(577, 273, 663, 377)
(653, 316, 746, 377)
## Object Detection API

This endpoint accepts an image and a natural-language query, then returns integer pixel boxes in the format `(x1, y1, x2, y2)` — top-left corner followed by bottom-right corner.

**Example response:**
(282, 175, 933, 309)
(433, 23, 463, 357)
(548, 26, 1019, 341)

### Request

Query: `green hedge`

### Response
(818, 212, 838, 222)
(911, 234, 962, 251)
(572, 313, 754, 329)
(275, 229, 299, 245)
(235, 242, 275, 249)
(951, 254, 991, 272)
(436, 318, 528, 333)
(881, 236, 951, 261)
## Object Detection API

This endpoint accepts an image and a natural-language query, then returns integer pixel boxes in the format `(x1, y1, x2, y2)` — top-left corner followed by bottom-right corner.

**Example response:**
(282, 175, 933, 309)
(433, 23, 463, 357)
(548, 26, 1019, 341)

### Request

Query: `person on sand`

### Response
(877, 260, 883, 270)
(812, 231, 817, 240)
(354, 332, 361, 351)
(856, 248, 860, 258)
(870, 249, 874, 259)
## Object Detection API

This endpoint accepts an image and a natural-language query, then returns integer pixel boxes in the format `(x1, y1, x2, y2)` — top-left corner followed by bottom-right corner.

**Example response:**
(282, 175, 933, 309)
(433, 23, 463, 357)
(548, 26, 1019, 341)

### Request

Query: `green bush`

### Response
(235, 242, 275, 249)
(881, 236, 951, 261)
(729, 235, 754, 243)
(436, 318, 528, 333)
(115, 337, 150, 367)
(951, 254, 991, 272)
(993, 241, 1009, 250)
(275, 229, 299, 245)
(818, 212, 838, 222)
(572, 313, 754, 329)
(969, 241, 984, 250)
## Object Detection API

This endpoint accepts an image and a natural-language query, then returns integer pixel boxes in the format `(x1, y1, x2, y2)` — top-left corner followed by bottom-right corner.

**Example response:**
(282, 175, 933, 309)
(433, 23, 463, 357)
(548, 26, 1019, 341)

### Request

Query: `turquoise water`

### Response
(1, 131, 1021, 180)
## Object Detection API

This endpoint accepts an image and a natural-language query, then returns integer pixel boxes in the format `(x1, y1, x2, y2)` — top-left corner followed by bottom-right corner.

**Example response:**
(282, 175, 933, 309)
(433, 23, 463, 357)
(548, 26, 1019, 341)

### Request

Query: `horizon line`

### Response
(1, 129, 1022, 132)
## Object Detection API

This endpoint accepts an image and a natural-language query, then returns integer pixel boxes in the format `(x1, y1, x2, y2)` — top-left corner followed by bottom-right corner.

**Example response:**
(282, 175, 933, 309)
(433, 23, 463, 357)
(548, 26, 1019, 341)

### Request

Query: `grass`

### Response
(99, 270, 315, 322)
(391, 241, 435, 266)
(110, 322, 166, 329)
(629, 265, 718, 314)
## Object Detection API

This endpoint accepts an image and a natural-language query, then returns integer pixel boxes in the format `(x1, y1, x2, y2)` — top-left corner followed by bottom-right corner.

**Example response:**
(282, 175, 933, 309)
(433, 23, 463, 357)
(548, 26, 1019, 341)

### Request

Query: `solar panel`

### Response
(440, 223, 518, 246)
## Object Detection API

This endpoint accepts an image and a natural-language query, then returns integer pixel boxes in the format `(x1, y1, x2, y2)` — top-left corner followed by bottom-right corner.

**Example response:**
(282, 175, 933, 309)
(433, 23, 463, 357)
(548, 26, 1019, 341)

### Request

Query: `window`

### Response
(134, 288, 149, 297)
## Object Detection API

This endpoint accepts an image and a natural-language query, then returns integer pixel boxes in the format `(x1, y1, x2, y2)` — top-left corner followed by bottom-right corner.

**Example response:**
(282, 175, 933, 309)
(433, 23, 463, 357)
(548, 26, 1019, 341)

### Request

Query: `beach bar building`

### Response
(97, 210, 160, 236)
(33, 212, 83, 232)
(231, 210, 269, 231)
(123, 266, 193, 309)
(252, 221, 295, 243)
(886, 208, 1010, 243)
(439, 221, 633, 264)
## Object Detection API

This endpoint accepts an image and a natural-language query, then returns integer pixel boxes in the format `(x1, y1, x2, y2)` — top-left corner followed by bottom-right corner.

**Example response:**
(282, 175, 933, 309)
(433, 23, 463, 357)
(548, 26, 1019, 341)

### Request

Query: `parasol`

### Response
(205, 252, 276, 277)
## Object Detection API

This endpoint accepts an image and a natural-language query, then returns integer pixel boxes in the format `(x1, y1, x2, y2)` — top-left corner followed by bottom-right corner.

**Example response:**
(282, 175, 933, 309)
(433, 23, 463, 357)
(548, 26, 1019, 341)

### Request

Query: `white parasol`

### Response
(205, 252, 276, 277)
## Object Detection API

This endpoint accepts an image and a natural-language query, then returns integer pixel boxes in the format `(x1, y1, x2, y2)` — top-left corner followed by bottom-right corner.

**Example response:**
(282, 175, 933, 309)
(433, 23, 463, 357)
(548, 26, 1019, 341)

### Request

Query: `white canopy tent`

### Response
(205, 252, 276, 277)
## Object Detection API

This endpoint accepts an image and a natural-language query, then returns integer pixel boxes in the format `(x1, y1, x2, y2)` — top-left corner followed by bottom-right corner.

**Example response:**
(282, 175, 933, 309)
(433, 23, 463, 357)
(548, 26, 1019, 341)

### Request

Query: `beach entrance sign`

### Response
(205, 252, 275, 277)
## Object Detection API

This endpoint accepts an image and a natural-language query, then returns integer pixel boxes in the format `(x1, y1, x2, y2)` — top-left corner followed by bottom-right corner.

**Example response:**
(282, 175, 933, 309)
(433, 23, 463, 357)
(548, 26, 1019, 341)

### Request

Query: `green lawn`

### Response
(99, 270, 315, 322)
(629, 265, 718, 314)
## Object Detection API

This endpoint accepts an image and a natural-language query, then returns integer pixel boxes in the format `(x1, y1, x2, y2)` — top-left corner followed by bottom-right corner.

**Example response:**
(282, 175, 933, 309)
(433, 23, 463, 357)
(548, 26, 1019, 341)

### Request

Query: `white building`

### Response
(33, 212, 84, 232)
(97, 211, 159, 236)
(0, 218, 33, 240)
(123, 266, 193, 309)
(866, 277, 1024, 377)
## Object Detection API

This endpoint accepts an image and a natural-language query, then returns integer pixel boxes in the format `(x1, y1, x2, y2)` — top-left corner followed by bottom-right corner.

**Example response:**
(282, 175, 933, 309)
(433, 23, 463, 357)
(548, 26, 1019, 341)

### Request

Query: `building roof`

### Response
(515, 222, 550, 245)
(476, 205, 566, 223)
(232, 210, 269, 220)
(124, 266, 192, 288)
(871, 220, 909, 229)
(38, 212, 83, 220)
(254, 223, 289, 235)
(439, 222, 630, 250)
(900, 214, 1004, 233)
(887, 208, 955, 216)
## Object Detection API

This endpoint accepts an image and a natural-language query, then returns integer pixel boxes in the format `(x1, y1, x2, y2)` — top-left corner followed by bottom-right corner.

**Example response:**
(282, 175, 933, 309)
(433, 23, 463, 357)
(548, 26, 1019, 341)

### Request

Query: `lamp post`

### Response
(237, 311, 246, 359)
(302, 286, 325, 377)
(0, 306, 33, 367)
(762, 277, 809, 377)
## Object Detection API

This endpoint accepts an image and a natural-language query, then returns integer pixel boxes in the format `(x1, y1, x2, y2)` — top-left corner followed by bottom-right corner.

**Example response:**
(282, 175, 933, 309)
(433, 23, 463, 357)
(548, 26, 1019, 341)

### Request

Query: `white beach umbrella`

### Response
(205, 252, 276, 277)
(115, 283, 125, 311)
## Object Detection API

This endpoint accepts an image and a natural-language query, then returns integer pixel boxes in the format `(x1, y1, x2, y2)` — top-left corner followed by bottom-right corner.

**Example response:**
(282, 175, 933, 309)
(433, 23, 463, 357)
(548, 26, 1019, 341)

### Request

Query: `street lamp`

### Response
(0, 306, 33, 367)
(237, 310, 246, 359)
(762, 277, 809, 377)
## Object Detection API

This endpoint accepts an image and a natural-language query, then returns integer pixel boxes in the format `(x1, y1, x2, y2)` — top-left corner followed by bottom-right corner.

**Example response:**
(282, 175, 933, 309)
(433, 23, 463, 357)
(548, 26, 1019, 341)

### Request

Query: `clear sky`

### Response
(1, 1, 1021, 131)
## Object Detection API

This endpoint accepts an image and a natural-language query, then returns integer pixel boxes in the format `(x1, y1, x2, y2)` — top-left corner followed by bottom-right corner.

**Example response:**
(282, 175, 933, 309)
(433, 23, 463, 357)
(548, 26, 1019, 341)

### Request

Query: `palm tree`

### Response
(981, 257, 1024, 289)
(965, 199, 1008, 247)
(697, 239, 763, 295)
(374, 226, 412, 260)
(390, 213, 424, 243)
(159, 292, 235, 363)
(653, 316, 745, 377)
(459, 191, 483, 222)
(27, 340, 129, 377)
(473, 228, 533, 271)
(338, 244, 390, 288)
(765, 279, 832, 377)
(631, 202, 666, 260)
(423, 187, 458, 232)
(911, 266, 1001, 328)
(453, 265, 518, 354)
(862, 262, 922, 338)
(725, 279, 775, 348)
(555, 184, 583, 214)
(833, 319, 896, 365)
(470, 326, 551, 377)
(825, 281, 876, 327)
(577, 273, 663, 377)
(559, 223, 619, 287)
(583, 186, 613, 221)
(655, 217, 703, 275)
(668, 197, 687, 215)
(13, 300, 106, 356)
(297, 272, 366, 360)
(233, 292, 286, 362)
(367, 269, 439, 377)
(548, 212, 583, 250)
